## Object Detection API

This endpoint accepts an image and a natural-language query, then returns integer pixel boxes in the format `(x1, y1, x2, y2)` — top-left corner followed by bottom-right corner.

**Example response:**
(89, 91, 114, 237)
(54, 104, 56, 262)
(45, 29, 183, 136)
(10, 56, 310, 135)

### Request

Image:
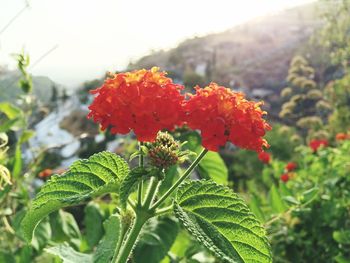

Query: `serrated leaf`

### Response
(197, 151, 228, 185)
(20, 151, 129, 242)
(120, 167, 145, 209)
(133, 217, 179, 263)
(174, 180, 272, 263)
(93, 214, 121, 263)
(45, 243, 92, 263)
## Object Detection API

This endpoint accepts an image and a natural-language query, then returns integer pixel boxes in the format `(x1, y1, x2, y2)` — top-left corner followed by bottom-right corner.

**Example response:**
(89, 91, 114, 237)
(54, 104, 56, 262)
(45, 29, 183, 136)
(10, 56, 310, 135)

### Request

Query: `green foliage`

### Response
(20, 152, 129, 242)
(253, 140, 350, 262)
(133, 217, 179, 263)
(49, 210, 81, 249)
(84, 202, 104, 249)
(325, 73, 350, 134)
(119, 167, 145, 209)
(268, 185, 288, 214)
(179, 131, 228, 185)
(45, 243, 92, 263)
(93, 214, 121, 263)
(197, 151, 228, 185)
(174, 180, 272, 263)
(13, 51, 33, 94)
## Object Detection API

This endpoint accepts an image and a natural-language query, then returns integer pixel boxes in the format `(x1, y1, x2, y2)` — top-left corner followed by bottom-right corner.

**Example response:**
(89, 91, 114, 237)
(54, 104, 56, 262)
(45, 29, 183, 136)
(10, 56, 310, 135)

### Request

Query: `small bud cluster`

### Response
(146, 132, 180, 169)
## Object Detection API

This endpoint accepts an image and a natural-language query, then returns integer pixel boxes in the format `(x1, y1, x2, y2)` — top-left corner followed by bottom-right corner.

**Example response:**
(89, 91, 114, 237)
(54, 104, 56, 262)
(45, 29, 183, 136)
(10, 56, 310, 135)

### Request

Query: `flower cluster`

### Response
(309, 139, 328, 152)
(183, 83, 271, 152)
(88, 69, 271, 152)
(285, 162, 297, 172)
(258, 151, 271, 164)
(38, 169, 53, 179)
(335, 132, 350, 141)
(280, 173, 289, 183)
(88, 67, 184, 142)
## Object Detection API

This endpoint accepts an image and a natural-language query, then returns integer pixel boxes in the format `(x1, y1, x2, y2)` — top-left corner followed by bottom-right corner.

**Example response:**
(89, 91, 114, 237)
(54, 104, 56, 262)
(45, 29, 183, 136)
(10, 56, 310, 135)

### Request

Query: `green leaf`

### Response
(49, 210, 81, 249)
(133, 217, 179, 263)
(93, 214, 121, 263)
(45, 243, 92, 263)
(0, 102, 24, 131)
(249, 195, 265, 222)
(84, 202, 104, 249)
(0, 118, 20, 133)
(19, 130, 35, 144)
(197, 150, 228, 185)
(0, 132, 8, 148)
(11, 143, 22, 179)
(174, 180, 271, 263)
(31, 218, 52, 251)
(120, 167, 145, 209)
(333, 230, 350, 245)
(335, 254, 350, 263)
(300, 187, 319, 204)
(0, 102, 21, 119)
(20, 151, 129, 242)
(268, 185, 288, 214)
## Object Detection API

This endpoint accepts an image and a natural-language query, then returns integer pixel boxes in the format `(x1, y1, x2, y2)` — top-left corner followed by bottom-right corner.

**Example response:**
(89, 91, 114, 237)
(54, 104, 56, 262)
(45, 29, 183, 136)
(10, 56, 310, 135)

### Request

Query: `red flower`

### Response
(309, 139, 328, 152)
(335, 133, 348, 141)
(38, 169, 53, 178)
(258, 152, 271, 164)
(285, 162, 297, 172)
(88, 67, 185, 142)
(184, 83, 271, 152)
(280, 173, 289, 183)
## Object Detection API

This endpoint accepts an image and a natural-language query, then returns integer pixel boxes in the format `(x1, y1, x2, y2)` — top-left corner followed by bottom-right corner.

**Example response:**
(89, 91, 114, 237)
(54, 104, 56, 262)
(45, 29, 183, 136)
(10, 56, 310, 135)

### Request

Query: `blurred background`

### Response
(1, 0, 350, 262)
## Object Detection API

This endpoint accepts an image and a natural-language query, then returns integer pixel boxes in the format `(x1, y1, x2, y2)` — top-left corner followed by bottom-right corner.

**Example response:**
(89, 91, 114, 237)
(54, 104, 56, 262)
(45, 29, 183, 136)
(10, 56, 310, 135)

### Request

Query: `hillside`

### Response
(128, 2, 325, 110)
(0, 68, 61, 103)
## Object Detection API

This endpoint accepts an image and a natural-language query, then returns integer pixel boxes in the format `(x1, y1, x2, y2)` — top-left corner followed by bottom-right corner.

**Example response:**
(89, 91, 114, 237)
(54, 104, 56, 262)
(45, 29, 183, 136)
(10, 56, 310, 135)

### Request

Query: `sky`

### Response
(0, 0, 315, 88)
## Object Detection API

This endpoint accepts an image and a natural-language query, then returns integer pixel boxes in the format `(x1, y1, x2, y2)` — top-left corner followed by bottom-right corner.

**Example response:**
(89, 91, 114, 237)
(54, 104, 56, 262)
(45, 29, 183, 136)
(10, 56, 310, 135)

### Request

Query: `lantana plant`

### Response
(20, 68, 272, 263)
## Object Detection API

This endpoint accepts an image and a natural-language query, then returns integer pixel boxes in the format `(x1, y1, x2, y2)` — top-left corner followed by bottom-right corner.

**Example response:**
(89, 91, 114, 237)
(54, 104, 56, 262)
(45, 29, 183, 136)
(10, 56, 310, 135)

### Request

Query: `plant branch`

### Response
(137, 142, 144, 206)
(151, 148, 208, 210)
(114, 215, 148, 263)
(142, 177, 159, 209)
(155, 204, 174, 216)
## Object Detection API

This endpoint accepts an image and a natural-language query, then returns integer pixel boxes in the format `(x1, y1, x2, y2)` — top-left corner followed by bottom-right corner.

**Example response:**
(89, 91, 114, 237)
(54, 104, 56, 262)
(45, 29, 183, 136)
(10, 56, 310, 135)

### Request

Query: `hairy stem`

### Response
(114, 215, 148, 263)
(137, 142, 144, 206)
(155, 204, 174, 216)
(142, 177, 159, 209)
(151, 148, 208, 210)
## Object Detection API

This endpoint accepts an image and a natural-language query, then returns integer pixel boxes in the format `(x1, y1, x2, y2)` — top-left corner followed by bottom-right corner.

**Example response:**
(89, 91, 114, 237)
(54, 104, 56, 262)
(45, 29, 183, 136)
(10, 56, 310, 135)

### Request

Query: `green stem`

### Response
(151, 148, 208, 210)
(137, 142, 144, 206)
(155, 204, 173, 216)
(114, 215, 149, 263)
(114, 148, 208, 263)
(111, 222, 128, 262)
(142, 177, 159, 209)
(114, 168, 159, 263)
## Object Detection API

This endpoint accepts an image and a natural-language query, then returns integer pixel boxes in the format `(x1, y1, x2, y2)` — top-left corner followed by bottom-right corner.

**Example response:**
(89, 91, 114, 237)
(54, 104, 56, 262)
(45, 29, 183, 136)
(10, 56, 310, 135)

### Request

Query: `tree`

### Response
(279, 56, 329, 138)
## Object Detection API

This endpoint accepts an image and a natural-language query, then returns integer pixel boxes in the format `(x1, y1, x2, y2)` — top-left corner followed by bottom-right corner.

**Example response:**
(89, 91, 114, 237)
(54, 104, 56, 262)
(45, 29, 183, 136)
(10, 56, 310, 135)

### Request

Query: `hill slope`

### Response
(129, 3, 323, 96)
